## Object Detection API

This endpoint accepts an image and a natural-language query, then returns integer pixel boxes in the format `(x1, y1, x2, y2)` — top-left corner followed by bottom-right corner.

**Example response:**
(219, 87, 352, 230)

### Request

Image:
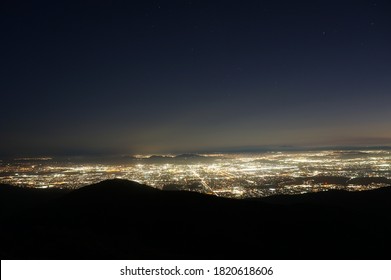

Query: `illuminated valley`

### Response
(1, 150, 390, 198)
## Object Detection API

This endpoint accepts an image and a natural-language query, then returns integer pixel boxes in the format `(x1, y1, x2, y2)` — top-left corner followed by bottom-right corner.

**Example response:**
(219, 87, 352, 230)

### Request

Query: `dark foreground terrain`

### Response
(1, 179, 391, 259)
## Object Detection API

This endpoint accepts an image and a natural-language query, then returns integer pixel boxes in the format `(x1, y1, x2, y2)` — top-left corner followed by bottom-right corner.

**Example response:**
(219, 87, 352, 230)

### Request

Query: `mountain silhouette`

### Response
(174, 153, 205, 158)
(1, 179, 391, 259)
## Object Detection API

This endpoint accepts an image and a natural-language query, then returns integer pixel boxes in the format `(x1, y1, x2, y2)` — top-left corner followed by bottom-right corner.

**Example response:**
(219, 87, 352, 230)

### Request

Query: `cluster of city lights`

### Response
(1, 150, 390, 198)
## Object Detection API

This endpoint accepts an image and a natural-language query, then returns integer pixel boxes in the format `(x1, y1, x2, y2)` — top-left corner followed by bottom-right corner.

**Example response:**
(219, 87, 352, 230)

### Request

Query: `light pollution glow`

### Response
(1, 150, 390, 198)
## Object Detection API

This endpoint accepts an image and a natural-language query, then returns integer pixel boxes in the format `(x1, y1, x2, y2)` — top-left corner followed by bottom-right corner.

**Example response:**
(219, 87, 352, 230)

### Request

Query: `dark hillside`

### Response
(1, 179, 390, 259)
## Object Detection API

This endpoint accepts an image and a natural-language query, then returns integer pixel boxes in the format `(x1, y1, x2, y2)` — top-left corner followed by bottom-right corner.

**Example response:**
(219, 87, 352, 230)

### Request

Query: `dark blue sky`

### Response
(1, 0, 391, 156)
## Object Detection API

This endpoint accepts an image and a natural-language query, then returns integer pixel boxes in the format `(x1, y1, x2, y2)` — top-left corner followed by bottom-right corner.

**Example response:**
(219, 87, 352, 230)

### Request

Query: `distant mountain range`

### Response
(147, 153, 206, 159)
(1, 179, 391, 259)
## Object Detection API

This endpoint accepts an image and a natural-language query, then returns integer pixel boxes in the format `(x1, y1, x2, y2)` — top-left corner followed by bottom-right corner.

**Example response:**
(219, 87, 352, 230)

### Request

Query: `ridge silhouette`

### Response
(1, 180, 391, 259)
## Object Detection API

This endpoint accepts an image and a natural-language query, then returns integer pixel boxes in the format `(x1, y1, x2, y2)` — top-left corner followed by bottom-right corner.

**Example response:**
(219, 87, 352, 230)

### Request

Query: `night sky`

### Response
(1, 0, 391, 156)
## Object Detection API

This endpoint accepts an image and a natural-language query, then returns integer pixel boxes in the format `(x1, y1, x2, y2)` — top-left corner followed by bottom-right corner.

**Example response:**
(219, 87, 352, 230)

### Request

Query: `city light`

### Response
(1, 150, 390, 198)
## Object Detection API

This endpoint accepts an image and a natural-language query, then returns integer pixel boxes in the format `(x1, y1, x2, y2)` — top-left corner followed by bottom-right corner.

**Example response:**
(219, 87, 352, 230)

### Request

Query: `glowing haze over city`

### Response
(1, 149, 390, 198)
